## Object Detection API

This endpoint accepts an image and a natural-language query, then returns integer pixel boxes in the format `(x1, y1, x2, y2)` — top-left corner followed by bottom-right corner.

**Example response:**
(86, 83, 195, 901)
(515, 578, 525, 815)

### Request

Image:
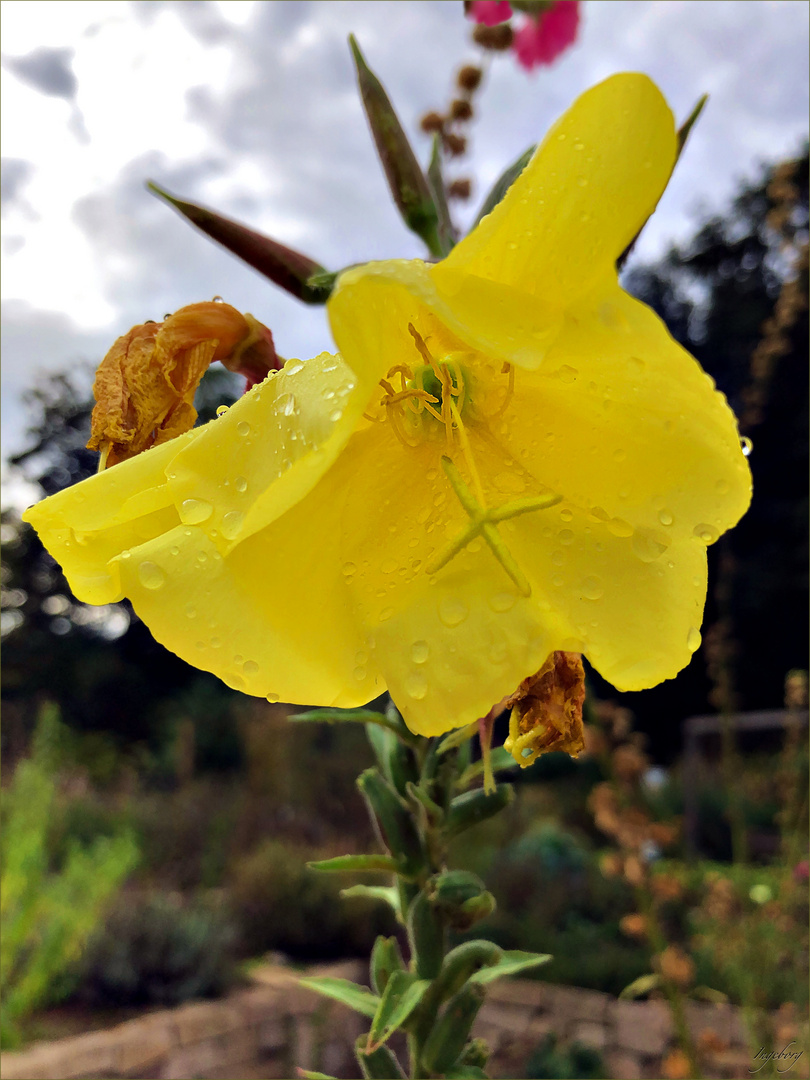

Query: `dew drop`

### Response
(658, 510, 674, 527)
(493, 470, 525, 494)
(353, 666, 367, 682)
(284, 359, 304, 375)
(581, 575, 603, 601)
(267, 692, 280, 703)
(210, 637, 221, 648)
(558, 529, 574, 545)
(243, 660, 260, 676)
(278, 392, 296, 416)
(716, 479, 730, 495)
(488, 591, 517, 613)
(551, 574, 564, 587)
(613, 448, 627, 463)
(216, 404, 229, 417)
(687, 627, 702, 653)
(438, 596, 469, 627)
(741, 436, 753, 457)
(196, 551, 208, 564)
(221, 510, 244, 540)
(411, 640, 430, 664)
(632, 529, 669, 562)
(229, 673, 246, 690)
(180, 498, 213, 525)
(380, 607, 394, 622)
(381, 558, 398, 575)
(342, 561, 357, 577)
(693, 523, 719, 544)
(557, 364, 578, 383)
(405, 671, 428, 700)
(607, 517, 634, 538)
(551, 549, 565, 567)
(137, 561, 165, 589)
(185, 604, 197, 619)
(170, 545, 180, 557)
(573, 140, 585, 151)
(329, 409, 343, 422)
(237, 421, 251, 437)
(559, 508, 573, 522)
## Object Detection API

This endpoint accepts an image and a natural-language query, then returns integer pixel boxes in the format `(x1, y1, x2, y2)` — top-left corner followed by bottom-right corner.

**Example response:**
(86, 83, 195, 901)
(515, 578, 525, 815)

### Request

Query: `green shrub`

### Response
(525, 1033, 606, 1079)
(227, 839, 396, 960)
(1, 706, 139, 1048)
(74, 890, 237, 1006)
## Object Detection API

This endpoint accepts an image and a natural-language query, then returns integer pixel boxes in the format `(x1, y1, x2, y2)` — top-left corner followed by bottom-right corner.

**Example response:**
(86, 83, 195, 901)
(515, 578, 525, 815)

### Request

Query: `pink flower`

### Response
(470, 0, 513, 26)
(513, 0, 580, 70)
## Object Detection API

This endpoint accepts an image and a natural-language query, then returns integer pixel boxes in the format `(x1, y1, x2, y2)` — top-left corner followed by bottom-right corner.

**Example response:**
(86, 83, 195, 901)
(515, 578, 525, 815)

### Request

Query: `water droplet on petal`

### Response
(243, 660, 259, 675)
(551, 574, 564, 587)
(237, 421, 251, 437)
(716, 479, 730, 495)
(632, 529, 669, 562)
(220, 511, 244, 540)
(687, 627, 702, 653)
(233, 476, 248, 493)
(138, 561, 165, 589)
(693, 523, 719, 544)
(342, 562, 357, 577)
(278, 392, 296, 416)
(405, 671, 428, 699)
(493, 471, 525, 495)
(379, 607, 394, 622)
(559, 508, 573, 522)
(210, 637, 221, 648)
(353, 666, 367, 681)
(185, 604, 197, 618)
(658, 510, 674, 526)
(411, 640, 430, 664)
(741, 436, 753, 457)
(284, 359, 304, 375)
(381, 558, 398, 575)
(582, 576, 603, 600)
(488, 591, 517, 613)
(607, 517, 634, 538)
(558, 529, 574, 546)
(613, 448, 626, 463)
(438, 596, 469, 627)
(267, 692, 280, 703)
(551, 549, 565, 567)
(180, 498, 213, 525)
(557, 364, 578, 383)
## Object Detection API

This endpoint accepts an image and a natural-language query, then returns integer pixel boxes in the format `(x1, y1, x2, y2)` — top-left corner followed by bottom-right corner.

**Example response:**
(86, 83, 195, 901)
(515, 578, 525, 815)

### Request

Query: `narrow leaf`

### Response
(308, 854, 401, 874)
(468, 949, 551, 984)
(617, 94, 708, 268)
(292, 708, 420, 746)
(366, 970, 430, 1052)
(445, 1069, 489, 1079)
(619, 972, 661, 1000)
(473, 144, 536, 227)
(146, 182, 331, 303)
(691, 984, 729, 1004)
(341, 885, 401, 915)
(299, 976, 380, 1018)
(348, 36, 442, 257)
(297, 1072, 339, 1080)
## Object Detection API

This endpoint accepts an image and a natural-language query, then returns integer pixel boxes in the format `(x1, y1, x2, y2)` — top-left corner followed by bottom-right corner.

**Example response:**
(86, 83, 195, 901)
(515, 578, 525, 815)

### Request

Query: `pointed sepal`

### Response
(365, 970, 430, 1052)
(472, 144, 536, 228)
(349, 36, 442, 257)
(146, 182, 332, 303)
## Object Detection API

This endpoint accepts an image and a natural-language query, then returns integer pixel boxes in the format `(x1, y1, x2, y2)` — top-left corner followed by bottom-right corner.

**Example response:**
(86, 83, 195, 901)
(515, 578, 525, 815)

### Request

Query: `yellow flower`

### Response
(23, 74, 751, 739)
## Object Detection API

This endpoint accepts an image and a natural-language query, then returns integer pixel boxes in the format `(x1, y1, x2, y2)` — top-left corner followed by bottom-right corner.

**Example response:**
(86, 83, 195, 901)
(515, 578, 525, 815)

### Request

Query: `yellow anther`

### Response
(489, 362, 515, 419)
(97, 443, 111, 474)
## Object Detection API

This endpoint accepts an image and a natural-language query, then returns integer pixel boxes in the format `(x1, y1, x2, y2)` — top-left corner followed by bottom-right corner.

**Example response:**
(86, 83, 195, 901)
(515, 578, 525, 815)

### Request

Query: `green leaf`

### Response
(348, 35, 442, 257)
(146, 182, 331, 303)
(366, 970, 431, 1051)
(472, 144, 536, 228)
(691, 984, 729, 1004)
(297, 1072, 339, 1080)
(619, 973, 661, 1000)
(292, 708, 419, 746)
(355, 1035, 406, 1079)
(444, 784, 514, 840)
(468, 949, 551, 984)
(299, 976, 380, 1018)
(445, 1069, 489, 1079)
(340, 885, 401, 915)
(308, 854, 401, 874)
(427, 134, 457, 256)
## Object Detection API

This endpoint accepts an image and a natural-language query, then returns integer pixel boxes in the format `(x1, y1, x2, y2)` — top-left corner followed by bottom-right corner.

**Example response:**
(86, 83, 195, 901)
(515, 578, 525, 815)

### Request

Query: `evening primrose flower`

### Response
(23, 74, 751, 743)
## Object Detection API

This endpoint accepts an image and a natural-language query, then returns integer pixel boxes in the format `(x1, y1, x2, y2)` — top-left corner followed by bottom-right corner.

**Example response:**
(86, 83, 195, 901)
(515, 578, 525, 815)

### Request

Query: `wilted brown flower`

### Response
(619, 913, 648, 939)
(457, 64, 483, 92)
(420, 110, 445, 134)
(650, 873, 683, 902)
(656, 945, 696, 988)
(504, 651, 586, 766)
(663, 1049, 692, 1079)
(88, 301, 278, 468)
(623, 855, 646, 887)
(612, 743, 649, 783)
(442, 132, 468, 157)
(473, 22, 514, 50)
(448, 178, 472, 200)
(450, 98, 474, 122)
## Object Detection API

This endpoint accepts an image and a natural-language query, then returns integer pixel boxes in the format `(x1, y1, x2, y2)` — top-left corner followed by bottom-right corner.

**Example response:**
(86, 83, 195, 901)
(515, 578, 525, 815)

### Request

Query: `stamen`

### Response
(408, 323, 444, 383)
(449, 399, 486, 507)
(97, 443, 110, 474)
(490, 362, 515, 419)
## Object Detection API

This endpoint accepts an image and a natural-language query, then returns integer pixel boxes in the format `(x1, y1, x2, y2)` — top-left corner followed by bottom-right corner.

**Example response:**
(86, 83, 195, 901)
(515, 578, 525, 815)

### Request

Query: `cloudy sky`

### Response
(2, 0, 808, 504)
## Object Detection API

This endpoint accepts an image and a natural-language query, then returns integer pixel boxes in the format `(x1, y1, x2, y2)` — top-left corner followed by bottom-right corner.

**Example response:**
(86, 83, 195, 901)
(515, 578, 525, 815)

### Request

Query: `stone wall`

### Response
(0, 961, 792, 1080)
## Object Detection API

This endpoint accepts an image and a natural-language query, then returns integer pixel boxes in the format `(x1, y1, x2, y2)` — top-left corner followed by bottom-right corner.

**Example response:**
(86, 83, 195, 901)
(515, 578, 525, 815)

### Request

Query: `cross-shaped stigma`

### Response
(425, 456, 562, 597)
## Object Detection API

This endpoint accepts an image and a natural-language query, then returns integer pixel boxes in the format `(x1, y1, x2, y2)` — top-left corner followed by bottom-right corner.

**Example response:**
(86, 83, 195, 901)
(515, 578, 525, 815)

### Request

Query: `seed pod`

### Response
(407, 891, 445, 980)
(370, 935, 406, 996)
(443, 784, 514, 839)
(357, 768, 425, 877)
(432, 939, 502, 1002)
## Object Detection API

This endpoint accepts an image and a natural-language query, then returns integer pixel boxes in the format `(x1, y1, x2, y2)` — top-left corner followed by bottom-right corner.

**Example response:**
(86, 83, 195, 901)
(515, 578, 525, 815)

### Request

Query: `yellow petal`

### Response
(434, 73, 676, 307)
(488, 282, 752, 543)
(112, 460, 384, 707)
(330, 423, 557, 737)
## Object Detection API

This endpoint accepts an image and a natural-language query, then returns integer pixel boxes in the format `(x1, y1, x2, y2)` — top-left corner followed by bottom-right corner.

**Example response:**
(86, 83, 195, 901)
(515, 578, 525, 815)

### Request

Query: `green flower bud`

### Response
(370, 935, 406, 996)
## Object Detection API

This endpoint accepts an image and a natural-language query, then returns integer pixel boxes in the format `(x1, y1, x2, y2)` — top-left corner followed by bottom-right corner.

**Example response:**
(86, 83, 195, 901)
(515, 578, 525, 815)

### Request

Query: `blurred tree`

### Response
(2, 366, 244, 767)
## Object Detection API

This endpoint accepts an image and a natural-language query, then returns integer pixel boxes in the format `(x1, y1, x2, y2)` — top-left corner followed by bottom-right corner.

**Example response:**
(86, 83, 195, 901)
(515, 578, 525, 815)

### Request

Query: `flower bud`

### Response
(457, 64, 483, 92)
(472, 23, 515, 50)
